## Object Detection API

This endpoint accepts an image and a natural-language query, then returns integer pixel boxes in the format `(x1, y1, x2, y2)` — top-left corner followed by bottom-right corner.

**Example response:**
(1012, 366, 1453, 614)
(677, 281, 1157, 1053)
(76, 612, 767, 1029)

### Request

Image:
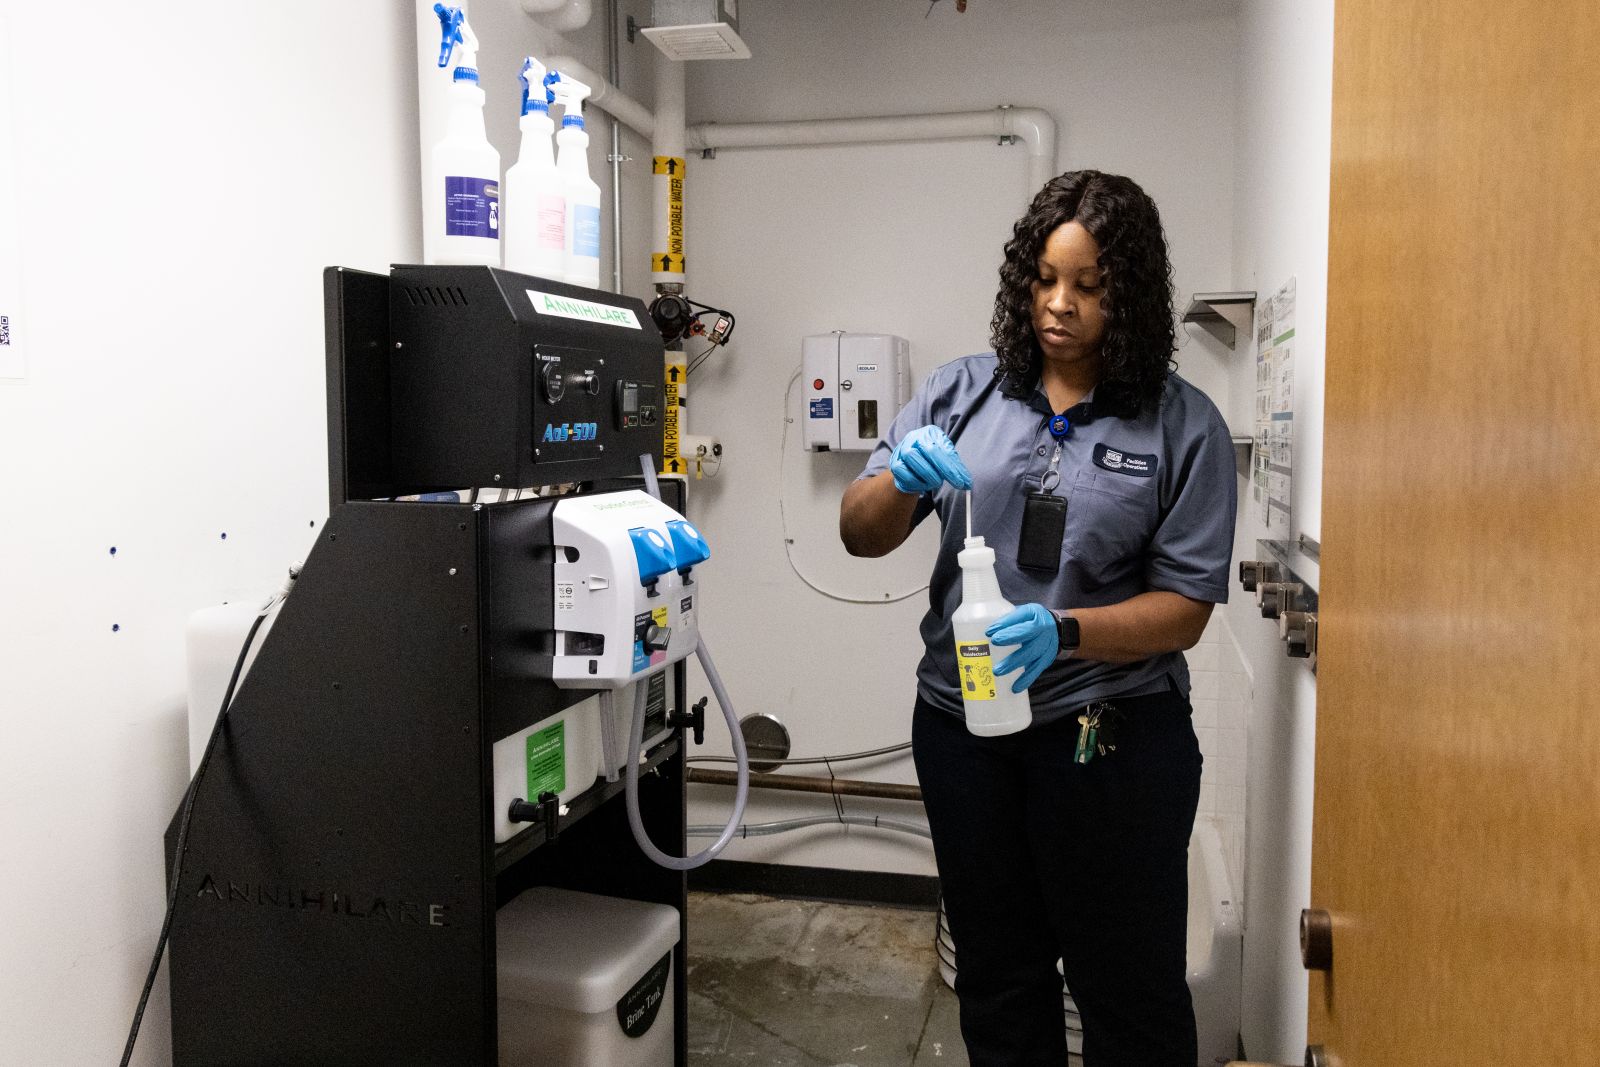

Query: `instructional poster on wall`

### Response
(1253, 277, 1295, 536)
(0, 15, 25, 382)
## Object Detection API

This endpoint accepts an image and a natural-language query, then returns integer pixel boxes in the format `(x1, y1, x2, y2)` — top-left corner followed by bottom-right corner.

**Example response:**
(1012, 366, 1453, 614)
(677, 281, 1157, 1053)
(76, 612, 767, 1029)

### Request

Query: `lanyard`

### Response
(1040, 415, 1071, 492)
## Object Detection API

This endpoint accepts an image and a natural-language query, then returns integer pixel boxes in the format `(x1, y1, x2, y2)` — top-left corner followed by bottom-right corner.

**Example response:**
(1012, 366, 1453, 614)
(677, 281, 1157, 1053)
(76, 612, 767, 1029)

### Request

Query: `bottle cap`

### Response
(957, 536, 995, 568)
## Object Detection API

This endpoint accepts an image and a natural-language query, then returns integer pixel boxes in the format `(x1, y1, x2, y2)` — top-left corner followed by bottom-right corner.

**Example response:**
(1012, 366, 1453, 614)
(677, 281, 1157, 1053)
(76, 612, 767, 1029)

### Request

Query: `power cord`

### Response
(120, 595, 279, 1067)
(779, 369, 929, 604)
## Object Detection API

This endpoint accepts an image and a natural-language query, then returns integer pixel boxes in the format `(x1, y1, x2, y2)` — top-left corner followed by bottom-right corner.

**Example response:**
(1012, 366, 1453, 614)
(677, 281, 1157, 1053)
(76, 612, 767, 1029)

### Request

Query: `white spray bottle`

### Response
(428, 4, 500, 266)
(951, 518, 1033, 736)
(503, 59, 567, 281)
(550, 73, 602, 288)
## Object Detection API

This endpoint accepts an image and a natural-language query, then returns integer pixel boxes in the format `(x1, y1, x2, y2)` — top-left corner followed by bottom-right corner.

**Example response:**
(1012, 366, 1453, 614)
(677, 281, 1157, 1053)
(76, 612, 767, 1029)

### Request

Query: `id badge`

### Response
(1017, 491, 1067, 574)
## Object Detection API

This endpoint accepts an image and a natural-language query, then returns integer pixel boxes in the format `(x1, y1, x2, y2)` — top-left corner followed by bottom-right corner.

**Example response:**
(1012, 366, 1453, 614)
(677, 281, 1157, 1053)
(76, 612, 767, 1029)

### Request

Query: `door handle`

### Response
(1301, 907, 1333, 971)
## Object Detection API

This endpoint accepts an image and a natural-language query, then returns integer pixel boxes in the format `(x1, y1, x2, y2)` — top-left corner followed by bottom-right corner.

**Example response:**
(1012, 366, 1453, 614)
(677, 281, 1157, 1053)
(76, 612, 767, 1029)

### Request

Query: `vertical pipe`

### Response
(651, 57, 687, 291)
(607, 0, 624, 293)
(652, 56, 689, 458)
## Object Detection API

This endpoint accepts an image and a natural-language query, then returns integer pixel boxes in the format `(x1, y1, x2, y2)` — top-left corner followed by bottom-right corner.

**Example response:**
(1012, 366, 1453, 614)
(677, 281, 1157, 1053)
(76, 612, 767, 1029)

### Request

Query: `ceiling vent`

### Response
(641, 0, 751, 60)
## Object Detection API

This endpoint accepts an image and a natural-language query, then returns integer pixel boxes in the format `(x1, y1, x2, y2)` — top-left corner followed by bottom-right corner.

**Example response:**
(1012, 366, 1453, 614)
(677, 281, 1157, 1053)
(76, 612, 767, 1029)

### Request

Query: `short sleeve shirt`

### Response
(859, 353, 1237, 723)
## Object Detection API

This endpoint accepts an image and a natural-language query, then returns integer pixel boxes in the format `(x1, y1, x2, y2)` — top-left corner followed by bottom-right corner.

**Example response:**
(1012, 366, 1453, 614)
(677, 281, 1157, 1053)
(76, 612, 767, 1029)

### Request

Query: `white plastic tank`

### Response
(185, 594, 283, 775)
(497, 887, 679, 1065)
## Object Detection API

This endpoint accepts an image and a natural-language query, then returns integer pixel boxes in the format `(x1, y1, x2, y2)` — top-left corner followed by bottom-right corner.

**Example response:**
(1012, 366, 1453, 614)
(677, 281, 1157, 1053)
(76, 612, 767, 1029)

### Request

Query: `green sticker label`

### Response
(526, 721, 566, 799)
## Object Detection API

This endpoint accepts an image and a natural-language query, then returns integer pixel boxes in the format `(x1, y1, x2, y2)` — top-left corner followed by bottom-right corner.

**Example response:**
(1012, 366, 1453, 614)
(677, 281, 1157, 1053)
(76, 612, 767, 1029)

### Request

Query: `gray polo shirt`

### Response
(859, 353, 1236, 723)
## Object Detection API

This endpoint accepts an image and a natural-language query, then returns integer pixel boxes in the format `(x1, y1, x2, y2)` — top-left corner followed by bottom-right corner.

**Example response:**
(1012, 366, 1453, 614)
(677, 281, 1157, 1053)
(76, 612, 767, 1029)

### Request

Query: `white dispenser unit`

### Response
(549, 489, 707, 687)
(802, 332, 912, 452)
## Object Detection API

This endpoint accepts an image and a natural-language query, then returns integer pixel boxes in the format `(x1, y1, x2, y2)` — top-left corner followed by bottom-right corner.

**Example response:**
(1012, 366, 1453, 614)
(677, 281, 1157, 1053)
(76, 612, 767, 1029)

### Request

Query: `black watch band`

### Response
(1053, 611, 1080, 659)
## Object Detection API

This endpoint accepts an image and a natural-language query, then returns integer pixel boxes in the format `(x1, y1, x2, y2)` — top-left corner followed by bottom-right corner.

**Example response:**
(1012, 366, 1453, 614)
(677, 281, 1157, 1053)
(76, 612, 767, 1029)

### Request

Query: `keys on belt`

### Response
(1074, 701, 1121, 764)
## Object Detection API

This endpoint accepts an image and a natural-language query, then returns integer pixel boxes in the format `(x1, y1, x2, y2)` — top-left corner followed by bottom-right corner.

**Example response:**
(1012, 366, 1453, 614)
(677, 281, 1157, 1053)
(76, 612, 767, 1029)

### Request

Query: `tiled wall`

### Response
(1190, 614, 1251, 906)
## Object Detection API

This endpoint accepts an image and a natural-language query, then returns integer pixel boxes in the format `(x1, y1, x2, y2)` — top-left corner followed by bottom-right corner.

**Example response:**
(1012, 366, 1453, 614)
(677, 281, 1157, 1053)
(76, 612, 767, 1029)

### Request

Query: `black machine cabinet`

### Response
(389, 265, 664, 493)
(165, 267, 689, 1065)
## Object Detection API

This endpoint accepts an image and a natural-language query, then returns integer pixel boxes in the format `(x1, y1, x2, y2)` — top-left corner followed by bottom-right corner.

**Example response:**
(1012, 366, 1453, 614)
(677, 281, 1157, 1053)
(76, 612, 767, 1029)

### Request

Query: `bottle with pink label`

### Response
(503, 58, 567, 281)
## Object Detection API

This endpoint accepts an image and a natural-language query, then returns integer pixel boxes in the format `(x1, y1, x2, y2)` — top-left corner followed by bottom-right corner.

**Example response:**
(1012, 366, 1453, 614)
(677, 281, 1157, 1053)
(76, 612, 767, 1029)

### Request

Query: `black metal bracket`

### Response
(507, 791, 562, 840)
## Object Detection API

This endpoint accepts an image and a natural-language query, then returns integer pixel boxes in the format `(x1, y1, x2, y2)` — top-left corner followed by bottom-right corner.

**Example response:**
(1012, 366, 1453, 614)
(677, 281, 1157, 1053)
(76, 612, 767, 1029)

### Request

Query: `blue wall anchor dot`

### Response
(109, 546, 117, 556)
(112, 624, 120, 633)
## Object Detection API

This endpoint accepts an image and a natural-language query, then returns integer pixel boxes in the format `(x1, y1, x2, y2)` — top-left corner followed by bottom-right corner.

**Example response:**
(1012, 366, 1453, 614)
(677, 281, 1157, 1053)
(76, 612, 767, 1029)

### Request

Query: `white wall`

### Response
(680, 0, 1243, 874)
(0, 2, 656, 1063)
(1226, 1, 1334, 1061)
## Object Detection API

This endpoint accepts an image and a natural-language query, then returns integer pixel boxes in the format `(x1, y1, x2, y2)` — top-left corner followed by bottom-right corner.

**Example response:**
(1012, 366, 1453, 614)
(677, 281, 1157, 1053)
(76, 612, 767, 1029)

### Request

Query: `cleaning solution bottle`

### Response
(502, 58, 567, 280)
(550, 73, 602, 288)
(951, 534, 1033, 736)
(428, 4, 500, 266)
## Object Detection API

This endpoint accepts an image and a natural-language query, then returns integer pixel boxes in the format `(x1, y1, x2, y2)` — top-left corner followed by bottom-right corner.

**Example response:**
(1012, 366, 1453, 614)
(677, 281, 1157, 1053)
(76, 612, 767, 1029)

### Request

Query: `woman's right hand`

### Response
(889, 425, 973, 495)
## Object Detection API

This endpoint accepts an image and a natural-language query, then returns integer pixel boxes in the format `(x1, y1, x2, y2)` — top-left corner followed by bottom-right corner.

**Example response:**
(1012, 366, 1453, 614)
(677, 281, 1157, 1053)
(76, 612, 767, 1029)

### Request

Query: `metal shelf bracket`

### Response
(1182, 291, 1257, 348)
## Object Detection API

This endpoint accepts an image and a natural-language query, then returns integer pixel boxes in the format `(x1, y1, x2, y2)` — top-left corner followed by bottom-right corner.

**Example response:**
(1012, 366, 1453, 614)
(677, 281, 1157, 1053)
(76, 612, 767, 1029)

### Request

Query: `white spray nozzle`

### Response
(434, 4, 480, 81)
(549, 72, 592, 130)
(519, 57, 551, 115)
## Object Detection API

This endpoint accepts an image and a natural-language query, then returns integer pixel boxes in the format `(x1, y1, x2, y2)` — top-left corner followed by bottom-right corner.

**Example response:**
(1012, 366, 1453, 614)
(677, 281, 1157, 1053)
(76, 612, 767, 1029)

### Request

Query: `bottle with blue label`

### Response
(504, 59, 567, 281)
(428, 4, 500, 266)
(550, 73, 602, 288)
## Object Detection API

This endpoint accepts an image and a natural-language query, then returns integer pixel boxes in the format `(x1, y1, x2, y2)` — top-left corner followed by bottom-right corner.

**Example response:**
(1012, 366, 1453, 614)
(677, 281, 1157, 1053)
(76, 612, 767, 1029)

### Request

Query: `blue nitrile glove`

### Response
(987, 604, 1060, 693)
(889, 425, 973, 495)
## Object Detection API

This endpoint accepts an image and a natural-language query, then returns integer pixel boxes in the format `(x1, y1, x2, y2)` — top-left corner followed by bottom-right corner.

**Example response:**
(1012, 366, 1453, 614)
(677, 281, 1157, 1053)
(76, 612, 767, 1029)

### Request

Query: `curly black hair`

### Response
(989, 170, 1176, 417)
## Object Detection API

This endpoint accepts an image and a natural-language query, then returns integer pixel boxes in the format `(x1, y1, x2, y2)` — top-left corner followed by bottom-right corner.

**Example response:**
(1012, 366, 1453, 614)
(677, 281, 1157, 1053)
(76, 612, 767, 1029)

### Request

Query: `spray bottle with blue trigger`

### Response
(427, 3, 500, 266)
(548, 71, 602, 288)
(504, 58, 568, 280)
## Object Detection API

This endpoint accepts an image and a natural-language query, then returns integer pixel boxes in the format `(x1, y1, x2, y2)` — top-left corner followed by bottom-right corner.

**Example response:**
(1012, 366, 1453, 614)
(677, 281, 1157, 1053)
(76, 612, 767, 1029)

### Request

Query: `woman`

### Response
(840, 170, 1236, 1066)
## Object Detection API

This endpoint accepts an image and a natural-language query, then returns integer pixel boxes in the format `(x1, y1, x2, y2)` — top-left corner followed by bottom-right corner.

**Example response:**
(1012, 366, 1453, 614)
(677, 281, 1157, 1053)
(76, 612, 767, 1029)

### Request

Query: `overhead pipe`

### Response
(518, 0, 593, 32)
(544, 54, 655, 138)
(686, 106, 1060, 201)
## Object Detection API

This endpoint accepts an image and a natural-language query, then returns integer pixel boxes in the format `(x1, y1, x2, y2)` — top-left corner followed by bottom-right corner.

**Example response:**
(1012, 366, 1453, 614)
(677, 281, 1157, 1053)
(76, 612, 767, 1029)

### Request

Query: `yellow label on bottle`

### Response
(955, 641, 998, 701)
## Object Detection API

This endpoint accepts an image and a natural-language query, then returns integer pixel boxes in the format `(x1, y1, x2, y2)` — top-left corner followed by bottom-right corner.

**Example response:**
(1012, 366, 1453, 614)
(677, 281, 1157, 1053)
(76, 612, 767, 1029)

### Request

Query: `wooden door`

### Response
(1313, 0, 1600, 1062)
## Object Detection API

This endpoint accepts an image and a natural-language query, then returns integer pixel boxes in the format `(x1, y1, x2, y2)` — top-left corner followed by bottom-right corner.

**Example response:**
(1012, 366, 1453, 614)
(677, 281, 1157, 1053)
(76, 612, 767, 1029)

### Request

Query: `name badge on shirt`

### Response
(1093, 443, 1157, 478)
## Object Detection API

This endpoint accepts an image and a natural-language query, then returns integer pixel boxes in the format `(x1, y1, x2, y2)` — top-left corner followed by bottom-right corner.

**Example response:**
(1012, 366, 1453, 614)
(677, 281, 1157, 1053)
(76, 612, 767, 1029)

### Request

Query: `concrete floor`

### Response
(687, 892, 968, 1067)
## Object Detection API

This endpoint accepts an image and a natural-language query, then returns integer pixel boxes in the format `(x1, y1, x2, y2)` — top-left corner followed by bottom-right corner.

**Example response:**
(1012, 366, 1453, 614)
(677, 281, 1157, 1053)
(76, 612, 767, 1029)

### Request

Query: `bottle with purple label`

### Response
(428, 4, 500, 266)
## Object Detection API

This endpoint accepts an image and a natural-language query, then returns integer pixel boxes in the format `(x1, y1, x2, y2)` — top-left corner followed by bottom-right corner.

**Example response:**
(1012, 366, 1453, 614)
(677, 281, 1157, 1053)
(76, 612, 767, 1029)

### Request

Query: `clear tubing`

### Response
(687, 815, 932, 840)
(640, 452, 662, 499)
(597, 687, 620, 782)
(625, 640, 750, 869)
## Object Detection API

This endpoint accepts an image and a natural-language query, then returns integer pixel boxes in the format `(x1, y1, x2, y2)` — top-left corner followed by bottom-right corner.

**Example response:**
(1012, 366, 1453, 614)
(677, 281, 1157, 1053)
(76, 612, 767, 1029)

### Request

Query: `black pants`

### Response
(913, 686, 1202, 1067)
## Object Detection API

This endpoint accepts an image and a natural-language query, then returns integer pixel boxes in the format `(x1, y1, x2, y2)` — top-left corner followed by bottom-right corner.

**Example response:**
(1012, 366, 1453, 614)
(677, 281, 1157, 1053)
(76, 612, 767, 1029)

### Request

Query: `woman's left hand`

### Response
(986, 604, 1060, 692)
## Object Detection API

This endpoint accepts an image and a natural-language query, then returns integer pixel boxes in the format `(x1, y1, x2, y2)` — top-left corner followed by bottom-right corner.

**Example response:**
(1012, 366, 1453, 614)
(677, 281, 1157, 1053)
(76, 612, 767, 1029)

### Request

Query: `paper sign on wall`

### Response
(0, 16, 25, 382)
(1253, 278, 1295, 536)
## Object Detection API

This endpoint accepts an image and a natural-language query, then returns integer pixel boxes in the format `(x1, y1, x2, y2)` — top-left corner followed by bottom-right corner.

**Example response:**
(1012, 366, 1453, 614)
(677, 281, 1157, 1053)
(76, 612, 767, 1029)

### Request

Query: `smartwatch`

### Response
(1053, 611, 1080, 659)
